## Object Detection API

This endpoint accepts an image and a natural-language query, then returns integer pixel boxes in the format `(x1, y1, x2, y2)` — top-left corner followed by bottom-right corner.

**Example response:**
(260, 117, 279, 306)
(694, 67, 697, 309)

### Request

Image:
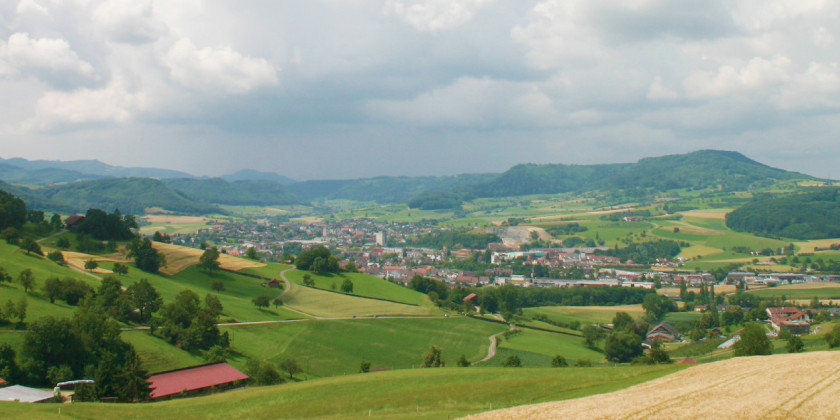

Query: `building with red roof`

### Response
(147, 362, 248, 400)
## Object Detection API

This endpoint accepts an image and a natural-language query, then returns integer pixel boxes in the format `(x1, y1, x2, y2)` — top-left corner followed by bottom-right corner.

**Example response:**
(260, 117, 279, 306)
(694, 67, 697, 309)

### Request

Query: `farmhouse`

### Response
(64, 215, 85, 230)
(147, 362, 249, 400)
(646, 322, 681, 343)
(0, 385, 56, 403)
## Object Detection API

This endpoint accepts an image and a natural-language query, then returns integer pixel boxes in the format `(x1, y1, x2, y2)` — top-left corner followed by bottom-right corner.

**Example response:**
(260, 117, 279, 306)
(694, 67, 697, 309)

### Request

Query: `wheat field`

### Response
(467, 351, 840, 420)
(151, 242, 265, 275)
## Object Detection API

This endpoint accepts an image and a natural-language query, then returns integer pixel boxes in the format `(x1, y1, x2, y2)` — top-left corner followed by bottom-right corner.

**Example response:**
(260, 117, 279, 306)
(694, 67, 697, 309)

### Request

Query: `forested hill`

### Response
(162, 178, 300, 206)
(725, 187, 840, 240)
(455, 150, 813, 200)
(37, 178, 221, 215)
(595, 150, 806, 193)
(287, 173, 497, 203)
(0, 156, 193, 179)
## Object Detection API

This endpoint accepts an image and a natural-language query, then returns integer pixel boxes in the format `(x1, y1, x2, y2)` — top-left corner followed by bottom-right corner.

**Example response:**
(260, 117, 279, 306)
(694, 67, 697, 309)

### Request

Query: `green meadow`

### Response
(0, 364, 682, 419)
(486, 328, 605, 366)
(221, 317, 505, 378)
(282, 269, 433, 307)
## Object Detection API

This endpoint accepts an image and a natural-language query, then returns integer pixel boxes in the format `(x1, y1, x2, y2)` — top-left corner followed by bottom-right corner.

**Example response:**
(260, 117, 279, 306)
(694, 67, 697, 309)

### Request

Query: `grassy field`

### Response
(748, 282, 840, 300)
(487, 328, 605, 365)
(280, 281, 438, 317)
(0, 364, 681, 419)
(221, 317, 505, 378)
(122, 329, 206, 373)
(522, 305, 644, 326)
(473, 351, 840, 419)
(283, 269, 432, 307)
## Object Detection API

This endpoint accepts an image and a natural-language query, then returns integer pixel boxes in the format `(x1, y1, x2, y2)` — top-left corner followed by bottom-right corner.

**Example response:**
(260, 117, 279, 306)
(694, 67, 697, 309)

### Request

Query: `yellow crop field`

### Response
(469, 351, 840, 419)
(678, 209, 731, 219)
(657, 284, 737, 296)
(61, 251, 118, 274)
(151, 242, 265, 275)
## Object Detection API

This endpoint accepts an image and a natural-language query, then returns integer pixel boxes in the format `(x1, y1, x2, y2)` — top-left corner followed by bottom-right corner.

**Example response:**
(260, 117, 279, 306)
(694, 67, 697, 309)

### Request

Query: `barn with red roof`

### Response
(147, 362, 249, 400)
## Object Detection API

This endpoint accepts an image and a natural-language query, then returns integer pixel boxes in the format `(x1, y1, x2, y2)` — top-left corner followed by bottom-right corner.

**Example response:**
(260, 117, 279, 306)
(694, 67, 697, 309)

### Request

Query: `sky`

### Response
(0, 0, 839, 181)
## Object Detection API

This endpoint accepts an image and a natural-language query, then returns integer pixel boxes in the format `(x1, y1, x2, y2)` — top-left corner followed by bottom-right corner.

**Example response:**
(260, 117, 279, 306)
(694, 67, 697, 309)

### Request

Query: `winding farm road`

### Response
(478, 323, 515, 363)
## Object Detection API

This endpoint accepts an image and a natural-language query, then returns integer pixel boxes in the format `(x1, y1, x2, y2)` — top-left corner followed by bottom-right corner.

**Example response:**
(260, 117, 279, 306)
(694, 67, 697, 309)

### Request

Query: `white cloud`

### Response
(647, 76, 679, 100)
(161, 38, 278, 94)
(92, 0, 167, 44)
(0, 32, 95, 78)
(16, 0, 49, 16)
(29, 77, 147, 127)
(511, 1, 605, 69)
(384, 0, 493, 32)
(683, 56, 791, 98)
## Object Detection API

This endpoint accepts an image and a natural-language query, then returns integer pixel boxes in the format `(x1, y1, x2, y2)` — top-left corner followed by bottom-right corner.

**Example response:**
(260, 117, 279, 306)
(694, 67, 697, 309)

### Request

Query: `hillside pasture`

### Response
(0, 364, 680, 419)
(470, 351, 840, 420)
(283, 269, 432, 307)
(222, 317, 504, 378)
(522, 305, 644, 326)
(487, 329, 605, 365)
(280, 281, 438, 317)
(151, 242, 265, 275)
(748, 282, 840, 300)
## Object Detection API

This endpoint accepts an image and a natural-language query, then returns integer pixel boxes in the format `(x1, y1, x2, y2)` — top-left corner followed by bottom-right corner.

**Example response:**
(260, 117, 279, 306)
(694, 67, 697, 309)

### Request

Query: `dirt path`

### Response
(478, 322, 515, 363)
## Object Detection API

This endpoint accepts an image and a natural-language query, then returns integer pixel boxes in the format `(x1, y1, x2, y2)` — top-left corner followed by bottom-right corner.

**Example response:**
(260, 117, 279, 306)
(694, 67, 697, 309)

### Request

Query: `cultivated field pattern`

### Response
(468, 351, 840, 420)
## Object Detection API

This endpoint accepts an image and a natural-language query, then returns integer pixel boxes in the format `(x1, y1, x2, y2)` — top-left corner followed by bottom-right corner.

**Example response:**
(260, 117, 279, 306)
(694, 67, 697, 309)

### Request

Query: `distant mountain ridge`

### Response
(452, 150, 814, 200)
(0, 156, 195, 179)
(0, 150, 818, 215)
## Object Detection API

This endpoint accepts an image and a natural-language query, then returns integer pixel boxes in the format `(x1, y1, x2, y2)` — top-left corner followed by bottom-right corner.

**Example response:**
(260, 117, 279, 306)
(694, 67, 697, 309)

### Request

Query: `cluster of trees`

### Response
(152, 290, 229, 351)
(543, 222, 588, 237)
(410, 231, 501, 250)
(0, 296, 27, 326)
(127, 237, 166, 273)
(294, 246, 340, 274)
(407, 191, 463, 210)
(75, 208, 137, 240)
(600, 240, 685, 264)
(726, 188, 840, 240)
(0, 307, 149, 401)
(408, 275, 450, 304)
(0, 190, 26, 231)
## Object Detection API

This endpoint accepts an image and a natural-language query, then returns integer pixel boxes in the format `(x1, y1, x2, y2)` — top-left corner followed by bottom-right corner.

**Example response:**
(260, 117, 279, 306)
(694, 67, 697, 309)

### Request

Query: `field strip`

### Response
(465, 351, 840, 420)
(765, 363, 840, 417)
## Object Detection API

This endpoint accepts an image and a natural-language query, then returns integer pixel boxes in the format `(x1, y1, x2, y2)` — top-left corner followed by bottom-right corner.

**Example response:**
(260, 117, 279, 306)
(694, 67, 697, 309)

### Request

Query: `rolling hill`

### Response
(456, 150, 814, 200)
(162, 178, 300, 206)
(726, 187, 840, 239)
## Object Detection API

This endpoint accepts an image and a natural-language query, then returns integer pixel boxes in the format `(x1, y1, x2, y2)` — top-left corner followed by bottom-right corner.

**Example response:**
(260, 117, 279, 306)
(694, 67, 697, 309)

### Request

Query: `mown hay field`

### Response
(151, 242, 265, 275)
(280, 281, 436, 317)
(469, 351, 840, 420)
(61, 251, 120, 274)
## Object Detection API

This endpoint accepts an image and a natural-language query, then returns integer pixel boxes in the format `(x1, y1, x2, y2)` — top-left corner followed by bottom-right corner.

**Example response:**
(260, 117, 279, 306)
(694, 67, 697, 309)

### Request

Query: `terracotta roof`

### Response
(463, 293, 478, 302)
(147, 362, 248, 399)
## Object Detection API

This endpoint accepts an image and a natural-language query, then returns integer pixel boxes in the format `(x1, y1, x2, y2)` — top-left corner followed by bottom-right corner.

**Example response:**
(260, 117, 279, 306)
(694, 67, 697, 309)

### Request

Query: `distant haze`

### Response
(0, 1, 838, 180)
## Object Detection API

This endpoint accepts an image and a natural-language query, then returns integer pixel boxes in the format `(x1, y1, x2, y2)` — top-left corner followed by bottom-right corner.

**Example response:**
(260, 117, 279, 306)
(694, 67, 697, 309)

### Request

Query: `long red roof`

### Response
(147, 362, 248, 399)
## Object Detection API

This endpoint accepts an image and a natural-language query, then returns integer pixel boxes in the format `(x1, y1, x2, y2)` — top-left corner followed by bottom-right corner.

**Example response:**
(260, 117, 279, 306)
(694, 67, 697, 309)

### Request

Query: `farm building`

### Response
(646, 322, 681, 343)
(64, 215, 85, 230)
(0, 385, 56, 403)
(147, 362, 249, 400)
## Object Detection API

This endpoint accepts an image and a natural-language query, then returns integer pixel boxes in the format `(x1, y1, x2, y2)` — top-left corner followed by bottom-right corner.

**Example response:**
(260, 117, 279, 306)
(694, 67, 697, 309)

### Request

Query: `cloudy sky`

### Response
(1, 0, 838, 180)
